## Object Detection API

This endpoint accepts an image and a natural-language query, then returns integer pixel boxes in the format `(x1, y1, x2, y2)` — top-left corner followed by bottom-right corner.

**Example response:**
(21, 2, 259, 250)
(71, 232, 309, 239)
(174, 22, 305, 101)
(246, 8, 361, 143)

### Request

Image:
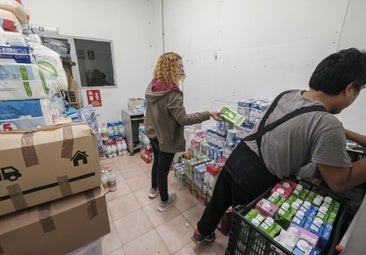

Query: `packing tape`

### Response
(38, 203, 56, 233)
(21, 131, 39, 167)
(84, 190, 98, 219)
(61, 125, 74, 159)
(57, 175, 72, 196)
(7, 184, 27, 210)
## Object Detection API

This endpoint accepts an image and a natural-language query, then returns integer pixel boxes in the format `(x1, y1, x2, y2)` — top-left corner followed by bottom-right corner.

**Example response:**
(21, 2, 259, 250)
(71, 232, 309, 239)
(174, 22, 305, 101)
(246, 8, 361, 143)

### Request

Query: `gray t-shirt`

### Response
(245, 90, 352, 179)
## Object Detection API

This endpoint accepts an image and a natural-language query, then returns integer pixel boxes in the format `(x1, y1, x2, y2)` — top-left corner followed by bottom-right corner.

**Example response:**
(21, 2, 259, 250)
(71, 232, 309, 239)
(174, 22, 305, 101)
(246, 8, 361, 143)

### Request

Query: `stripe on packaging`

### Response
(7, 184, 27, 210)
(38, 203, 56, 233)
(21, 131, 39, 167)
(57, 175, 72, 196)
(61, 125, 74, 159)
(84, 190, 98, 219)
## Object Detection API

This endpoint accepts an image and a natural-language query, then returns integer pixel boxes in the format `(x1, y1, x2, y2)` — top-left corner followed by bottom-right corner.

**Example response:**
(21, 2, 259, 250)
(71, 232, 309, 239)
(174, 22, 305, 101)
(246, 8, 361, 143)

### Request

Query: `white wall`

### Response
(163, 0, 366, 132)
(22, 0, 163, 124)
(22, 0, 366, 132)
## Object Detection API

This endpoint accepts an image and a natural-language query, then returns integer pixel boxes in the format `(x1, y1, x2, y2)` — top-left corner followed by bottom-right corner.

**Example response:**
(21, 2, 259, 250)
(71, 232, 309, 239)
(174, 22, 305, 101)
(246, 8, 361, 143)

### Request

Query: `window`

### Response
(74, 38, 116, 87)
(39, 35, 116, 88)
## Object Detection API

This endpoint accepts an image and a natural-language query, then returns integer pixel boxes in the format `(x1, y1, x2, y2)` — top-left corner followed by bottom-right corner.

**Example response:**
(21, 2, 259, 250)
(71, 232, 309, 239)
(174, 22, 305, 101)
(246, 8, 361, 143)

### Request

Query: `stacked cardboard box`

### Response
(0, 187, 110, 255)
(0, 122, 110, 254)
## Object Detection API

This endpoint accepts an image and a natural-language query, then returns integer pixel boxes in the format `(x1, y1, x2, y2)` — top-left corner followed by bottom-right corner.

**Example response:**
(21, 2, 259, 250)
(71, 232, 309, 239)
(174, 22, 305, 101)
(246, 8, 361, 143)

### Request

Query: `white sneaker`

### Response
(158, 193, 177, 212)
(148, 188, 159, 199)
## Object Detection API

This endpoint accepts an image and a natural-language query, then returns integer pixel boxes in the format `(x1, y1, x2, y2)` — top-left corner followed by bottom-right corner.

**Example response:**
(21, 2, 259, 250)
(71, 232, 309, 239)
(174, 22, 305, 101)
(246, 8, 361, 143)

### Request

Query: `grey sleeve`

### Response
(311, 125, 352, 168)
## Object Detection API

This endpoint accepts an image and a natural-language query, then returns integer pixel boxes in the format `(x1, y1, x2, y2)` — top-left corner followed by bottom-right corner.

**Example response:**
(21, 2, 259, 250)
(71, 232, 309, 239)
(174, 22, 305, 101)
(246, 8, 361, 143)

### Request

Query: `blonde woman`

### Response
(145, 52, 222, 212)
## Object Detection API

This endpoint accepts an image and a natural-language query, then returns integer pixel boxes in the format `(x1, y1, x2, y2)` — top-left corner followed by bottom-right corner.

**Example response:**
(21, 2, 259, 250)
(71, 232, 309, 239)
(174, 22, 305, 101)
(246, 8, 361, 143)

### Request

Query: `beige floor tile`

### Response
(125, 172, 150, 191)
(210, 231, 229, 255)
(101, 221, 122, 254)
(143, 201, 180, 228)
(101, 153, 230, 254)
(174, 241, 218, 255)
(174, 188, 201, 213)
(114, 209, 154, 244)
(108, 194, 141, 221)
(133, 186, 159, 207)
(106, 247, 126, 255)
(123, 229, 171, 255)
(156, 215, 195, 254)
(182, 203, 206, 227)
(105, 179, 132, 202)
(120, 167, 146, 180)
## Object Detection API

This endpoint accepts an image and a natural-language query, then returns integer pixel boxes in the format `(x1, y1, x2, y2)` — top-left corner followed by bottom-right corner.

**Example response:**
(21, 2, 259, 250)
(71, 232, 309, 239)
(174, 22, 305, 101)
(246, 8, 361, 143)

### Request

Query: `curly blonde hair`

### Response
(153, 52, 185, 85)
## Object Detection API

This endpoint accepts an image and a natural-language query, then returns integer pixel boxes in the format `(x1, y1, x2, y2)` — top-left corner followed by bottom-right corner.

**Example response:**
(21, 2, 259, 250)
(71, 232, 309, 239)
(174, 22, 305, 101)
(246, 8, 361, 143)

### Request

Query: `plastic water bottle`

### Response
(100, 170, 109, 193)
(121, 139, 128, 155)
(107, 170, 117, 192)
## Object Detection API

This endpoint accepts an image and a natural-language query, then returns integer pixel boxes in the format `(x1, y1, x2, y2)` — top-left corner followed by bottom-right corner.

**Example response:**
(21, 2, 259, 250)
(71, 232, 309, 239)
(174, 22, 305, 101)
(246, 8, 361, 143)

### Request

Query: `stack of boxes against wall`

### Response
(172, 98, 271, 234)
(0, 1, 110, 254)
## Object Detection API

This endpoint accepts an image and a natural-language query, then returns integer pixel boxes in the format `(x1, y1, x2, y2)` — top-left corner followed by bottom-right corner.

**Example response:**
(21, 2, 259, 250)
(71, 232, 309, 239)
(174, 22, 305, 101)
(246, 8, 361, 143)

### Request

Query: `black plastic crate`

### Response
(225, 180, 349, 255)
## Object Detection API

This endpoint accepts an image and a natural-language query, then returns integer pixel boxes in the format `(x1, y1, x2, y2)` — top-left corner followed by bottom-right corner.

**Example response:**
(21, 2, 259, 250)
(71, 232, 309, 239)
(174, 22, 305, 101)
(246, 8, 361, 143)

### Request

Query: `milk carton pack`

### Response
(255, 198, 279, 218)
(220, 105, 245, 127)
(0, 63, 50, 100)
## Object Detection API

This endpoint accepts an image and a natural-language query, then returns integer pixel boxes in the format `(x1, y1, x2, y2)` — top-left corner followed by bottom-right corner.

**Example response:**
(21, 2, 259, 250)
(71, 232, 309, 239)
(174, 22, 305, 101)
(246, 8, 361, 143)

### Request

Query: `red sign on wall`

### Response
(86, 89, 102, 107)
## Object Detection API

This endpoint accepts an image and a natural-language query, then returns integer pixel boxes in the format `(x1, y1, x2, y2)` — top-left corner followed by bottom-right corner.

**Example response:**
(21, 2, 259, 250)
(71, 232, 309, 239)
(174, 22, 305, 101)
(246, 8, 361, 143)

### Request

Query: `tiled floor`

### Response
(100, 153, 229, 255)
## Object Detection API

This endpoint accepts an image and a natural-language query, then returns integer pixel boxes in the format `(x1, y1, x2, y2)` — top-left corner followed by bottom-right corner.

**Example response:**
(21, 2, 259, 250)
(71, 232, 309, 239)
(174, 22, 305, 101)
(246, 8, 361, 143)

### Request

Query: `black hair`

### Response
(309, 48, 366, 95)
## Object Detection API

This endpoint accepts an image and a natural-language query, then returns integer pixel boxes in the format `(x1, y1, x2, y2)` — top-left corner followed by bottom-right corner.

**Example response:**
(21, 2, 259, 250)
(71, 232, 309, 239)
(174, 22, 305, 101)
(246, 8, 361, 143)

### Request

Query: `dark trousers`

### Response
(150, 139, 175, 202)
(197, 141, 279, 235)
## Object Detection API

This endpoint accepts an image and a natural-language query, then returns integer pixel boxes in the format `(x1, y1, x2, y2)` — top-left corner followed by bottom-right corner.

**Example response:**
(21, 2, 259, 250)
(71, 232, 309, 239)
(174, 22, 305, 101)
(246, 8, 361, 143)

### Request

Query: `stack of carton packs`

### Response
(0, 122, 110, 254)
(0, 4, 68, 132)
(0, 3, 110, 253)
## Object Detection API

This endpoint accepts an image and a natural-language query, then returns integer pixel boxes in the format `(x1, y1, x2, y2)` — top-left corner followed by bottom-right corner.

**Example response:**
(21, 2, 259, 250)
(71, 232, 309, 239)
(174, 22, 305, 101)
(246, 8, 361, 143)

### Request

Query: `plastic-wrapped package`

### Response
(28, 40, 68, 91)
(0, 0, 29, 25)
(0, 9, 22, 32)
(0, 29, 27, 45)
(0, 63, 51, 100)
(78, 105, 107, 157)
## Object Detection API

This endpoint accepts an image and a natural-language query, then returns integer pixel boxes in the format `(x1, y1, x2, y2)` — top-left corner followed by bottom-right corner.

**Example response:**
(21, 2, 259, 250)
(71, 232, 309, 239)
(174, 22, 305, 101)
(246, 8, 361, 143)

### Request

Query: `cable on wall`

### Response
(336, 0, 351, 51)
(161, 0, 165, 53)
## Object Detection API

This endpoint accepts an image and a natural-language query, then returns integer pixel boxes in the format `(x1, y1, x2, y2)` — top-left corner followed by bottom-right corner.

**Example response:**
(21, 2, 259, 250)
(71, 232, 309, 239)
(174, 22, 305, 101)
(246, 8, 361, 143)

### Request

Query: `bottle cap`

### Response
(282, 182, 290, 188)
(292, 202, 300, 209)
(295, 184, 303, 190)
(262, 202, 272, 211)
(251, 218, 260, 226)
(272, 191, 279, 198)
(324, 196, 333, 204)
(297, 240, 311, 252)
(303, 201, 311, 208)
(296, 210, 305, 218)
(265, 217, 274, 225)
(319, 205, 328, 214)
(282, 202, 290, 210)
(277, 188, 285, 195)
(313, 217, 323, 227)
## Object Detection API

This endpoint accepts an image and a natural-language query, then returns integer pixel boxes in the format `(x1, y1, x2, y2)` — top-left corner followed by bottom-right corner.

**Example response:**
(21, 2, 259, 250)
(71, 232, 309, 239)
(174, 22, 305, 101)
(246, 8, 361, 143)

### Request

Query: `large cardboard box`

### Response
(0, 122, 101, 216)
(0, 187, 110, 255)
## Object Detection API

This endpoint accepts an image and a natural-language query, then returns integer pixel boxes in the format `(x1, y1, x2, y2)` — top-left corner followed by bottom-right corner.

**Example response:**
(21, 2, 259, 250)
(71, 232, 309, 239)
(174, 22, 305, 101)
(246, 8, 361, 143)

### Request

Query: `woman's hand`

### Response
(209, 111, 222, 121)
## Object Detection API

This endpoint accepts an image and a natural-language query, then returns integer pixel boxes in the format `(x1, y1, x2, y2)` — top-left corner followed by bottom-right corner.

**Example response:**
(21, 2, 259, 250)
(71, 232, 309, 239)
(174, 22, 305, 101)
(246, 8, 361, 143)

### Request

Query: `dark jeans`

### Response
(197, 141, 279, 235)
(150, 138, 175, 202)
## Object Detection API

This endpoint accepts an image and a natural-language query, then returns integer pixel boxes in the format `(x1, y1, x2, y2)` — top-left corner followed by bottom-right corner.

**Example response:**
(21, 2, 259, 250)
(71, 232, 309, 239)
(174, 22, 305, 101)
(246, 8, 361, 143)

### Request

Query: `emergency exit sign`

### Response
(86, 89, 102, 107)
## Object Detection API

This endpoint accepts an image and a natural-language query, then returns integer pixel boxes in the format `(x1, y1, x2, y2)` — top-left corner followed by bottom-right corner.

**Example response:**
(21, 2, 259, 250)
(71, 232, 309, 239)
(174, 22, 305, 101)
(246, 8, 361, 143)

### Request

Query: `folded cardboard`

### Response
(0, 122, 101, 216)
(0, 187, 110, 255)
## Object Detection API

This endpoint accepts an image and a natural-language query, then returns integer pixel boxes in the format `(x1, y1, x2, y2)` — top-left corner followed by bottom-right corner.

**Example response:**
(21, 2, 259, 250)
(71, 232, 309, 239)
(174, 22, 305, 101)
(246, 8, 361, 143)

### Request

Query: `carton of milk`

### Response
(220, 106, 245, 127)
